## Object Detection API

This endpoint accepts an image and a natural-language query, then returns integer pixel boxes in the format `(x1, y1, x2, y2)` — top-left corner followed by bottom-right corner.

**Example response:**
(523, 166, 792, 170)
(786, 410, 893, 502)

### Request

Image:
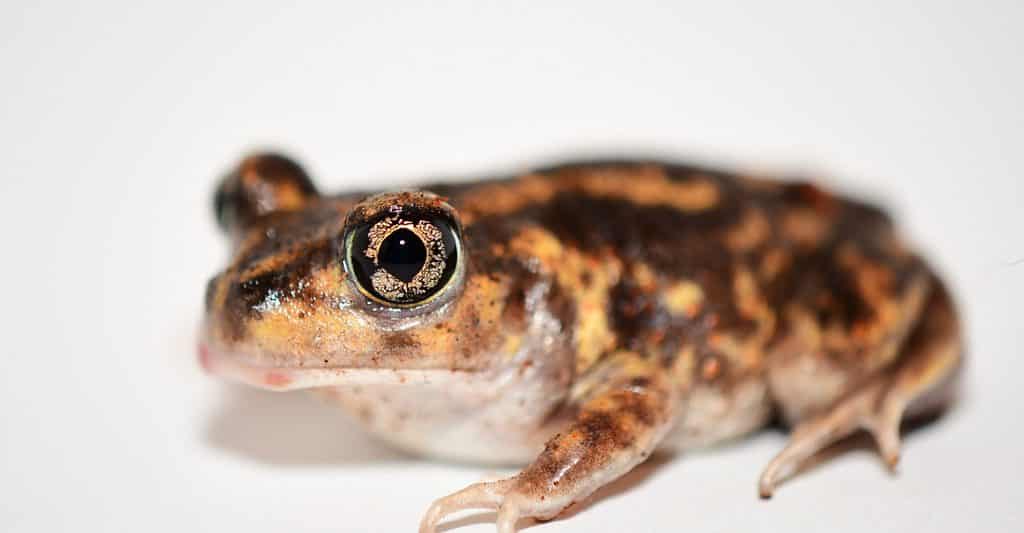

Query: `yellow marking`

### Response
(415, 273, 509, 363)
(243, 264, 364, 355)
(245, 177, 308, 211)
(500, 333, 523, 356)
(838, 244, 898, 340)
(459, 164, 723, 227)
(663, 281, 704, 318)
(237, 162, 307, 212)
(759, 247, 789, 281)
(708, 332, 762, 372)
(784, 304, 824, 354)
(507, 225, 565, 266)
(836, 243, 930, 371)
(309, 263, 347, 293)
(578, 166, 721, 212)
(700, 356, 722, 381)
(505, 225, 622, 375)
(782, 207, 829, 246)
(821, 319, 856, 356)
(572, 350, 658, 403)
(247, 299, 371, 362)
(211, 274, 230, 312)
(734, 267, 773, 330)
(725, 208, 770, 252)
(613, 349, 659, 376)
(575, 305, 616, 374)
(632, 262, 658, 291)
(231, 266, 511, 372)
(459, 175, 556, 224)
(569, 253, 622, 375)
(670, 345, 697, 389)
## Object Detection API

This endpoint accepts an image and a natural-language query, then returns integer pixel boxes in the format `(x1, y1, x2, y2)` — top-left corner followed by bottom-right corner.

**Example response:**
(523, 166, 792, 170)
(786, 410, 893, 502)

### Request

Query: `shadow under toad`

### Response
(203, 384, 410, 465)
(204, 371, 966, 530)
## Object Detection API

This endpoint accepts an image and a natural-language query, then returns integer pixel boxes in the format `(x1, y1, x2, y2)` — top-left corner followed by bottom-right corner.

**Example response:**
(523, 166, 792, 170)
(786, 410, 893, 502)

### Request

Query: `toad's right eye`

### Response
(342, 192, 462, 309)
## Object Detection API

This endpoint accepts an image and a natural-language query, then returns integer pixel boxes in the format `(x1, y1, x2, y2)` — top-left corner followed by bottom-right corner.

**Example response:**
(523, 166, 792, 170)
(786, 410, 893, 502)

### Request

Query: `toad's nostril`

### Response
(197, 343, 213, 373)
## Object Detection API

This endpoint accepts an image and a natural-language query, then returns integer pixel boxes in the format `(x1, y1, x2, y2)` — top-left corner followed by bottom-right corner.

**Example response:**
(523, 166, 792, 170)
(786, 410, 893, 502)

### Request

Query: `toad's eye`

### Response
(342, 192, 462, 308)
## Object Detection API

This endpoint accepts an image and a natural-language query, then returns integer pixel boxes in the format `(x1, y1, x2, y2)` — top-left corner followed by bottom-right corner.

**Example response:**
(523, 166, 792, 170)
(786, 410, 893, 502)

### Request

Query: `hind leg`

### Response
(759, 282, 962, 497)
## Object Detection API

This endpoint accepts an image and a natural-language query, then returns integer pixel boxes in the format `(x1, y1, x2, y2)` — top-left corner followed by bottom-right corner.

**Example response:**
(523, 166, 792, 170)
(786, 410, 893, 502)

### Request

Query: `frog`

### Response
(199, 153, 962, 533)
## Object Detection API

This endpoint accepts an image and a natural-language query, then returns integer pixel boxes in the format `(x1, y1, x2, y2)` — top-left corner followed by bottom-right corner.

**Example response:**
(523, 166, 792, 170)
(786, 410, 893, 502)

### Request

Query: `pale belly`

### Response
(313, 373, 774, 464)
(664, 377, 774, 450)
(313, 380, 562, 465)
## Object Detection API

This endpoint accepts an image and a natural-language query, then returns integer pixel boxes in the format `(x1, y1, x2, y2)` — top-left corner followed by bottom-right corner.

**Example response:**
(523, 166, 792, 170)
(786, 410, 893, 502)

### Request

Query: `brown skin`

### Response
(201, 154, 962, 533)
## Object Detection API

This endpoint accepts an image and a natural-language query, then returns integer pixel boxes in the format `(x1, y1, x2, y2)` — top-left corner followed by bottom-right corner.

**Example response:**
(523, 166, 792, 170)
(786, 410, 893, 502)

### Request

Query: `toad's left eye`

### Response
(342, 192, 462, 308)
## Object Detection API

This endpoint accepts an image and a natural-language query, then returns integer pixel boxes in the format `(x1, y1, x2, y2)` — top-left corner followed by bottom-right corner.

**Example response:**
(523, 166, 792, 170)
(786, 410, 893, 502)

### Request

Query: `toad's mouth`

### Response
(198, 341, 473, 391)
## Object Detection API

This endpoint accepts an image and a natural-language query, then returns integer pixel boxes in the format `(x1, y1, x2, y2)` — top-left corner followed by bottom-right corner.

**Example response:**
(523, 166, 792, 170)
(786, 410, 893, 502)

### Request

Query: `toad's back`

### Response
(426, 162, 934, 436)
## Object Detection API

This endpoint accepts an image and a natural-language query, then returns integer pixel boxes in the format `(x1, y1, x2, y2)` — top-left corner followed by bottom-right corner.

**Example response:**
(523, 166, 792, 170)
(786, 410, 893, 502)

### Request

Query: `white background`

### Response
(2, 2, 1022, 532)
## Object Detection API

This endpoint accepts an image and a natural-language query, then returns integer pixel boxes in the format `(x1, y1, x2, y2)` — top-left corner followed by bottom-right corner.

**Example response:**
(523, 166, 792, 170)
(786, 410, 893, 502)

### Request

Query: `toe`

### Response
(496, 504, 521, 533)
(419, 479, 513, 533)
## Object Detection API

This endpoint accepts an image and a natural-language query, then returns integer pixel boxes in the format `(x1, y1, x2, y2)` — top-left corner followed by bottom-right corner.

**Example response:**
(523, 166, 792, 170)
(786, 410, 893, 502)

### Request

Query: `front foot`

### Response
(419, 476, 563, 533)
(421, 354, 677, 532)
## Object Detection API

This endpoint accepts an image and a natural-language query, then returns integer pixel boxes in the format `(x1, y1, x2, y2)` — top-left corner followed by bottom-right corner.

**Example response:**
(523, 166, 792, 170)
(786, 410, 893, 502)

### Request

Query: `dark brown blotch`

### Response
(382, 331, 419, 355)
(220, 238, 335, 340)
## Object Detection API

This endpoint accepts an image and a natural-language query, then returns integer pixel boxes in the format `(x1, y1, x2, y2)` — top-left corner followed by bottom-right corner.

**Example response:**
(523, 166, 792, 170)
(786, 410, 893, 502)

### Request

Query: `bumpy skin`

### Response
(200, 154, 962, 533)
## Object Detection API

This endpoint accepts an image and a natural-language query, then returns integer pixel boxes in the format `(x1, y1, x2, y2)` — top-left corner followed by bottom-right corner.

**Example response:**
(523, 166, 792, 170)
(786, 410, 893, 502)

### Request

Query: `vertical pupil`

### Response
(377, 228, 427, 283)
